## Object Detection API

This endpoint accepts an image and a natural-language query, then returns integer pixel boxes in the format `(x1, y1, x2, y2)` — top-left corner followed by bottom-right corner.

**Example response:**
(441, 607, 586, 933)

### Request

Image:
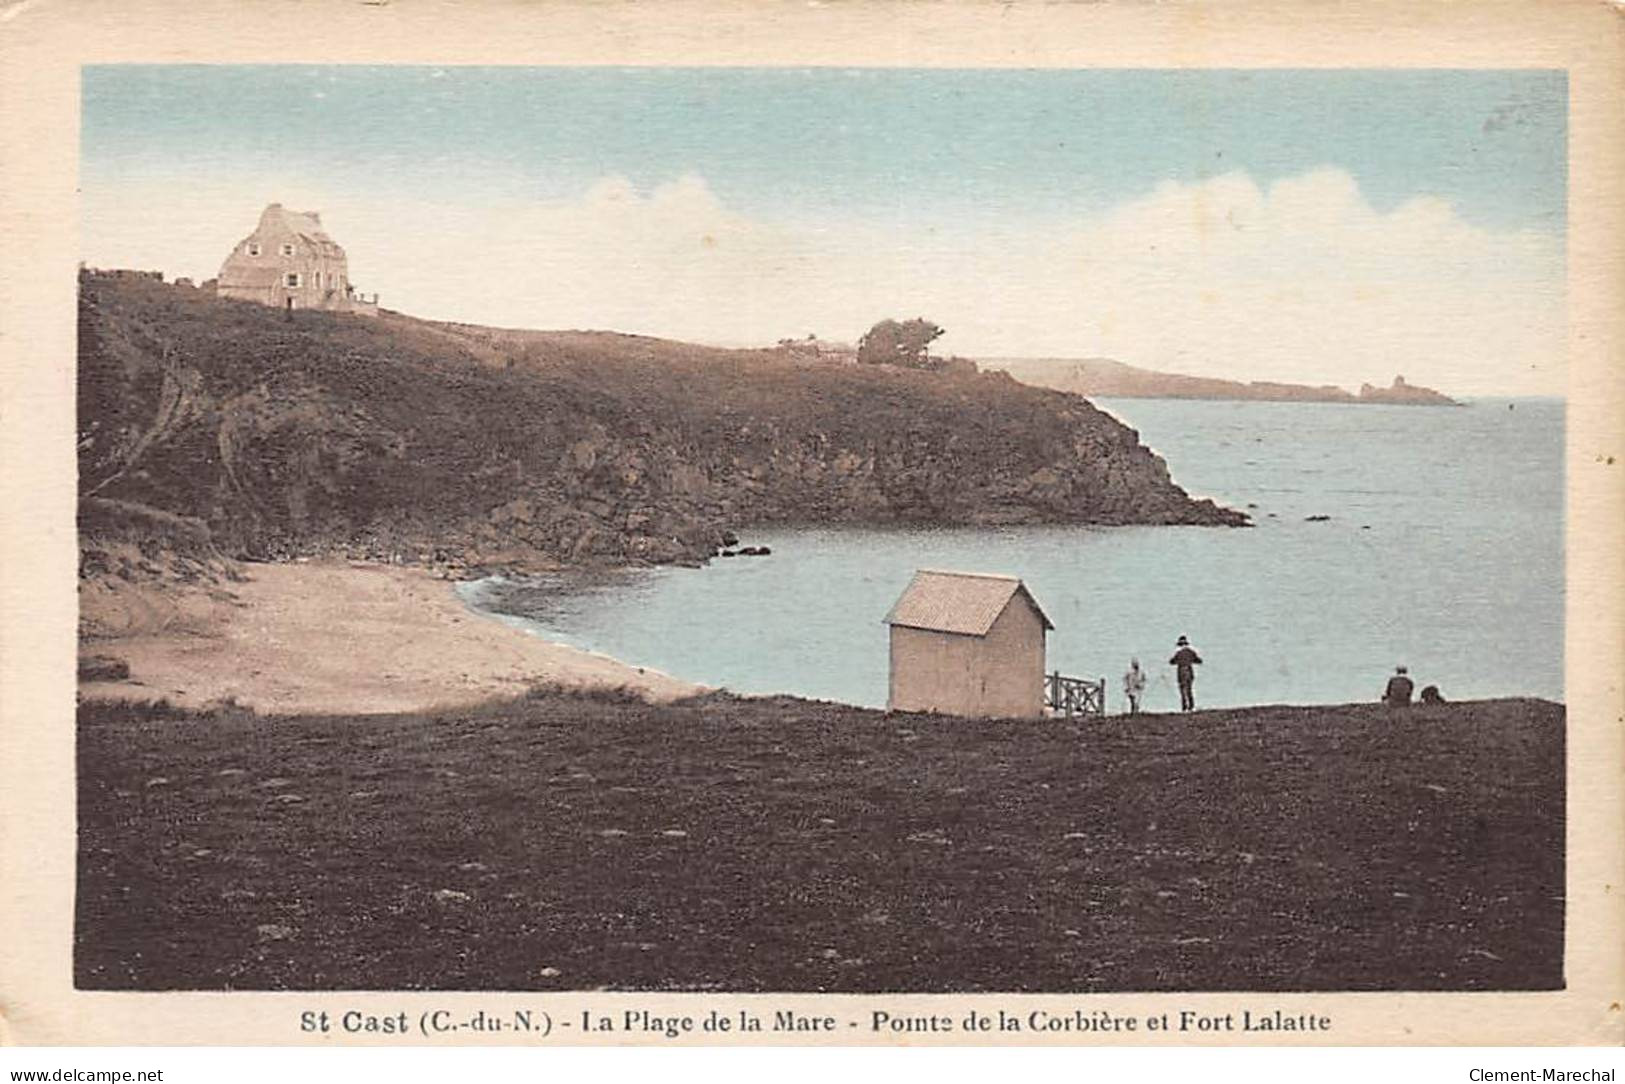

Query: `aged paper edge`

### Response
(0, 0, 1620, 1049)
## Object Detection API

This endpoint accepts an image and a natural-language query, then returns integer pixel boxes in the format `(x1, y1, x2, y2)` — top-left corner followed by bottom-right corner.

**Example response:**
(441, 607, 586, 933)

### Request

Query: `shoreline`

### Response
(78, 560, 705, 715)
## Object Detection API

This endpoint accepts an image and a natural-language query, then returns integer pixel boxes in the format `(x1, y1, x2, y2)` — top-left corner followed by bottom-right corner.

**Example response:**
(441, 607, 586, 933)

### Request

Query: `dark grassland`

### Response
(76, 693, 1563, 992)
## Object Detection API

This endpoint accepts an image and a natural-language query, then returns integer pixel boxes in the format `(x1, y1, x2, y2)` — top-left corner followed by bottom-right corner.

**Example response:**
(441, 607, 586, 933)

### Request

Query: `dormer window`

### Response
(280, 243, 295, 257)
(285, 272, 301, 288)
(247, 242, 261, 257)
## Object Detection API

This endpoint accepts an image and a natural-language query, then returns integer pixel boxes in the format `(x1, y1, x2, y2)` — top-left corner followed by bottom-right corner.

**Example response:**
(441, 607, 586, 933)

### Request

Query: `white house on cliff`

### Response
(217, 203, 378, 315)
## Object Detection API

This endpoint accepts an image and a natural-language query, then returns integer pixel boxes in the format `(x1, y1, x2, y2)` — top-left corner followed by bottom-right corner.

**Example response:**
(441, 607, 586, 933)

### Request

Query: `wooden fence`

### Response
(1045, 670, 1105, 717)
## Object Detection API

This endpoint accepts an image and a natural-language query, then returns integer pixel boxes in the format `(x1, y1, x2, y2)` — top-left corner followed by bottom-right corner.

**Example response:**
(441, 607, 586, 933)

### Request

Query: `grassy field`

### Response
(76, 691, 1563, 992)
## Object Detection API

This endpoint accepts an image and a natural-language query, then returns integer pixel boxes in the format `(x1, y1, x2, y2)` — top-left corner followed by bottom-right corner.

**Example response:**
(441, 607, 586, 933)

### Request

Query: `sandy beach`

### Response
(78, 561, 703, 714)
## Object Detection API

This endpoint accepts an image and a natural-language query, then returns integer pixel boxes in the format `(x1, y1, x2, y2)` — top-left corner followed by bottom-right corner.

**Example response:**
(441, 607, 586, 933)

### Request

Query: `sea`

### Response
(459, 397, 1564, 712)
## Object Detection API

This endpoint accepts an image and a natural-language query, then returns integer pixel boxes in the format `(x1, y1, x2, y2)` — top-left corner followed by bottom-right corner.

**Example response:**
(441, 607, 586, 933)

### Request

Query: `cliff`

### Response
(77, 273, 1244, 579)
(986, 356, 1460, 406)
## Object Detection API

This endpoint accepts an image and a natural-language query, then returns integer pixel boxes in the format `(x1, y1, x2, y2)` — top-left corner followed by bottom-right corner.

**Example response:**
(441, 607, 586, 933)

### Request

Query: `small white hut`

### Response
(883, 569, 1052, 718)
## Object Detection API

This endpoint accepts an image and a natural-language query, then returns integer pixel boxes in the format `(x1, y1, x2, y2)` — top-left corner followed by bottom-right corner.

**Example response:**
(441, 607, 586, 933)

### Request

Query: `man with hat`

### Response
(1169, 635, 1203, 712)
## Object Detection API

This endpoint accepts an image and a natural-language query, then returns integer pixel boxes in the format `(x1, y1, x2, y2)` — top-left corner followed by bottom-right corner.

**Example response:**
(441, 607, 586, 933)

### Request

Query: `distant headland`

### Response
(983, 356, 1461, 406)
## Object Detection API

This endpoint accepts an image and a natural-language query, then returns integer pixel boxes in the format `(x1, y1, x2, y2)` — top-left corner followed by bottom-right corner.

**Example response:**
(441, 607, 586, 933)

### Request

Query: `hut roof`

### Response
(883, 569, 1054, 636)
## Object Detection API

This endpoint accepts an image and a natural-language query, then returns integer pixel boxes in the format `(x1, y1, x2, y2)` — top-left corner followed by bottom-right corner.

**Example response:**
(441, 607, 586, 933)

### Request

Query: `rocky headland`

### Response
(986, 356, 1460, 406)
(77, 272, 1245, 590)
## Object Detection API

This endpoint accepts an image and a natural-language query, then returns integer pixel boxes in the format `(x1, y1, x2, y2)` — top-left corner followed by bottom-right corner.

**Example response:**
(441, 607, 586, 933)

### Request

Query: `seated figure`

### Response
(1383, 665, 1414, 707)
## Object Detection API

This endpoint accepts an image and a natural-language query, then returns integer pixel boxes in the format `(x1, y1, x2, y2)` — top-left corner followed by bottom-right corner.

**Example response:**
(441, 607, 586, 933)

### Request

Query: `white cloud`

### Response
(1050, 168, 1564, 393)
(80, 166, 1565, 395)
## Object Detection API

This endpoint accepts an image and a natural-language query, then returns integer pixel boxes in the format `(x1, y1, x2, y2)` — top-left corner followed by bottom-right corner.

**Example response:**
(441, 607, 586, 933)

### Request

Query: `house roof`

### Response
(219, 205, 351, 284)
(883, 569, 1054, 636)
(260, 203, 335, 244)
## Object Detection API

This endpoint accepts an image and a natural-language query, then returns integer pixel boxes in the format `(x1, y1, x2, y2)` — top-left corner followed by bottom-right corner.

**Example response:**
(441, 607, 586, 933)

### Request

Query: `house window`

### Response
(285, 272, 301, 288)
(280, 243, 295, 257)
(247, 242, 261, 256)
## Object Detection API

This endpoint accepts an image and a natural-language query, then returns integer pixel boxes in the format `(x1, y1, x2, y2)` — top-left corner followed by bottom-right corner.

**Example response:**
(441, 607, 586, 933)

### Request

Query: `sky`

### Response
(80, 67, 1567, 395)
